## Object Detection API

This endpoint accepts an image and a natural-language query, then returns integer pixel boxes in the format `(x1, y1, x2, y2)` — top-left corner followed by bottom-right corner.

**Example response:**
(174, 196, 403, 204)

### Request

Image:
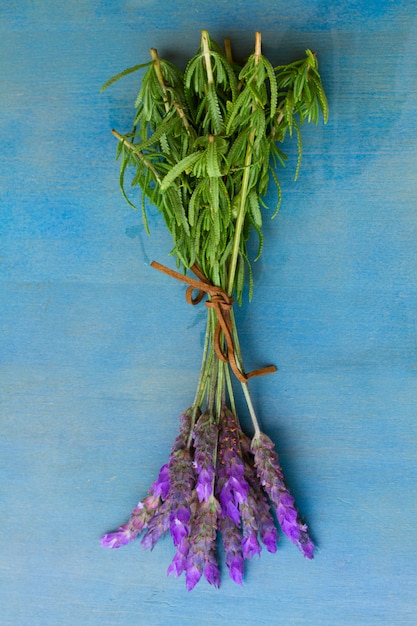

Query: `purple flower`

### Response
(228, 555, 244, 585)
(240, 433, 278, 554)
(219, 513, 244, 585)
(100, 524, 134, 549)
(171, 409, 194, 452)
(252, 433, 314, 559)
(167, 447, 195, 545)
(167, 537, 190, 578)
(183, 497, 220, 591)
(195, 470, 213, 502)
(101, 411, 194, 554)
(216, 408, 249, 525)
(259, 525, 278, 554)
(204, 560, 220, 588)
(242, 532, 261, 560)
(240, 493, 262, 560)
(100, 499, 158, 549)
(277, 493, 314, 558)
(170, 505, 191, 546)
(140, 500, 171, 550)
(185, 564, 203, 591)
(150, 463, 170, 500)
(193, 413, 218, 502)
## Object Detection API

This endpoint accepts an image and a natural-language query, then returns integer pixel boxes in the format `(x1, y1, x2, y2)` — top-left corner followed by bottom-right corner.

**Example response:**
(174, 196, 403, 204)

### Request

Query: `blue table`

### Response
(1, 1, 417, 624)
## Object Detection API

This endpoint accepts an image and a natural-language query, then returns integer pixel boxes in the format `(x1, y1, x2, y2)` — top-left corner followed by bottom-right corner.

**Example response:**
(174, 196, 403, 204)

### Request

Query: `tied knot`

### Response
(151, 261, 277, 383)
(206, 294, 233, 313)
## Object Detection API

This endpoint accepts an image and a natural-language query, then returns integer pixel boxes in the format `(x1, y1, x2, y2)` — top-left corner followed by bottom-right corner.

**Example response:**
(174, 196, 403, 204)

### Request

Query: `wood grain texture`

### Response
(1, 1, 417, 624)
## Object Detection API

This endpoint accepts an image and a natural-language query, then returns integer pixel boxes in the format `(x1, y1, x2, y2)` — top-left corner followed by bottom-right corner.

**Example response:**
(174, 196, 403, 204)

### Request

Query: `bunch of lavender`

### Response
(101, 407, 314, 589)
(100, 30, 327, 589)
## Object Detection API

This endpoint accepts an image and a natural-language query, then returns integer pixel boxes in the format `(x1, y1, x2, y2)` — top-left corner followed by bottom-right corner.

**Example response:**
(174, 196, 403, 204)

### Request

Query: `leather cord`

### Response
(151, 261, 277, 383)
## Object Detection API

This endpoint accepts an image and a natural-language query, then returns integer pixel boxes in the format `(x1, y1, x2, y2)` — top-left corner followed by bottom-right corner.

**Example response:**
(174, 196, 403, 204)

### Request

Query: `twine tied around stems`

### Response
(151, 261, 277, 383)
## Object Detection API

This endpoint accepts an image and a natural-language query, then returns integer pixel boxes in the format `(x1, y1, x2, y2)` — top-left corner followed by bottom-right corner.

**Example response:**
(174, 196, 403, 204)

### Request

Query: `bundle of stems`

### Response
(100, 30, 327, 589)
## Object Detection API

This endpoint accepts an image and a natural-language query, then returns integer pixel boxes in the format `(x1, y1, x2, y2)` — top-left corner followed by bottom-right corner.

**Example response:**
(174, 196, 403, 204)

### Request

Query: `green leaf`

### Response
(309, 73, 329, 123)
(227, 132, 248, 168)
(208, 176, 220, 213)
(293, 117, 303, 181)
(206, 84, 224, 134)
(100, 62, 152, 92)
(248, 190, 262, 227)
(165, 187, 190, 235)
(206, 140, 222, 178)
(160, 152, 202, 191)
(133, 114, 178, 152)
(263, 56, 278, 118)
(188, 179, 206, 226)
(268, 165, 282, 218)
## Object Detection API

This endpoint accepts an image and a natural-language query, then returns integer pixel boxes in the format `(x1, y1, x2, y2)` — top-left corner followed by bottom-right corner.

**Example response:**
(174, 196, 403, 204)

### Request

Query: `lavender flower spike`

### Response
(193, 412, 218, 502)
(184, 497, 220, 591)
(216, 408, 249, 525)
(252, 433, 314, 559)
(240, 433, 278, 554)
(219, 514, 244, 585)
(167, 448, 195, 547)
(100, 463, 170, 549)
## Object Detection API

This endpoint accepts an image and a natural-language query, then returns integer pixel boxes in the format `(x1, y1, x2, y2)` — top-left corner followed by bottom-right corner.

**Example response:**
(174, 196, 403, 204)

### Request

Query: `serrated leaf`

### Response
(100, 62, 152, 92)
(134, 114, 178, 152)
(209, 176, 220, 214)
(268, 165, 282, 218)
(188, 179, 206, 226)
(160, 152, 202, 191)
(165, 187, 190, 235)
(309, 73, 329, 123)
(206, 84, 224, 134)
(293, 117, 303, 181)
(248, 190, 262, 227)
(263, 56, 278, 118)
(206, 140, 222, 178)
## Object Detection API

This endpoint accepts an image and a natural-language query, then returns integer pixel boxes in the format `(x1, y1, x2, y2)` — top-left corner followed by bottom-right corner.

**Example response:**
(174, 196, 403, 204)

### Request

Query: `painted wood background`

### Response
(1, 1, 417, 624)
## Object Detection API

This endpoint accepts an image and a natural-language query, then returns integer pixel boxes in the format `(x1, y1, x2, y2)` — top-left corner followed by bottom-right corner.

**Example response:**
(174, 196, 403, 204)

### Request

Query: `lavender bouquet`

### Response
(100, 31, 327, 590)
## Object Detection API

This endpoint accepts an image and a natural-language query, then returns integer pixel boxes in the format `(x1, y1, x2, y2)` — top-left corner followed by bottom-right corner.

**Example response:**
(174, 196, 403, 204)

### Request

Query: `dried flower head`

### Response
(252, 433, 314, 559)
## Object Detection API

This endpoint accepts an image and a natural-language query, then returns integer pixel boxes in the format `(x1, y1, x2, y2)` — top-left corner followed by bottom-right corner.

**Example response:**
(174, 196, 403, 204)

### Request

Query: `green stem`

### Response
(111, 130, 162, 184)
(241, 381, 261, 438)
(192, 313, 211, 405)
(201, 30, 214, 85)
(226, 134, 255, 296)
(189, 33, 266, 437)
(223, 34, 264, 436)
(224, 363, 236, 416)
(226, 32, 261, 297)
(150, 48, 170, 113)
(229, 309, 262, 437)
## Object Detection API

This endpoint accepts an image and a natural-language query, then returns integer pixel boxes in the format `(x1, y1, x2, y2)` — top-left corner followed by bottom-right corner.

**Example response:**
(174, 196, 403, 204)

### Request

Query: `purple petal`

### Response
(196, 480, 213, 502)
(175, 506, 191, 524)
(301, 538, 315, 560)
(167, 539, 190, 577)
(225, 500, 241, 525)
(185, 564, 203, 591)
(167, 553, 186, 578)
(242, 533, 261, 560)
(151, 463, 170, 500)
(204, 562, 220, 588)
(170, 506, 191, 546)
(170, 519, 188, 545)
(228, 555, 244, 585)
(261, 528, 278, 553)
(100, 525, 132, 549)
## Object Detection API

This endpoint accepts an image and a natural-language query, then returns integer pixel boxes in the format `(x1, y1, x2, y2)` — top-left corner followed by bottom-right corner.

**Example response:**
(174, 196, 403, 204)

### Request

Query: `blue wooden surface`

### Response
(1, 1, 417, 624)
